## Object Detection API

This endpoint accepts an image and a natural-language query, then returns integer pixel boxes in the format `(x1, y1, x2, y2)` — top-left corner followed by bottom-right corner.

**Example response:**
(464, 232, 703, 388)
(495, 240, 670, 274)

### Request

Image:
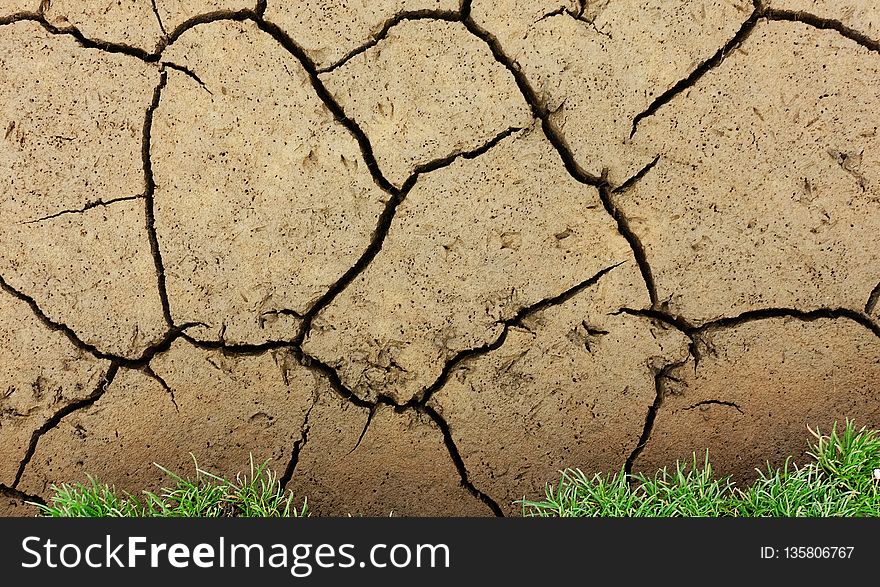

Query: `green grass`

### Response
(35, 456, 307, 517)
(522, 420, 880, 517)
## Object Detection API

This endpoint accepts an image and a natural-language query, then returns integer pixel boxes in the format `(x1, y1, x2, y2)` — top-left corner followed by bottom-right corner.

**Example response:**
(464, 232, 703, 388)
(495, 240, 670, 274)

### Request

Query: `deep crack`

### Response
(457, 12, 656, 305)
(613, 155, 660, 195)
(629, 4, 880, 138)
(616, 305, 880, 341)
(623, 359, 687, 477)
(612, 307, 702, 368)
(461, 13, 604, 186)
(598, 181, 658, 307)
(0, 274, 115, 361)
(419, 404, 504, 516)
(629, 8, 761, 138)
(0, 279, 198, 366)
(12, 12, 158, 61)
(181, 332, 295, 356)
(255, 17, 398, 195)
(0, 8, 261, 64)
(294, 348, 375, 410)
(143, 69, 175, 329)
(698, 307, 880, 339)
(763, 7, 880, 53)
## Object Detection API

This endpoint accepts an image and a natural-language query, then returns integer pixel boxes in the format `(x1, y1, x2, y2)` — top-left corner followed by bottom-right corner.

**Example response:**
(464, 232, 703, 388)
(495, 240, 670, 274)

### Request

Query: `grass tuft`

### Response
(35, 455, 307, 518)
(522, 420, 880, 517)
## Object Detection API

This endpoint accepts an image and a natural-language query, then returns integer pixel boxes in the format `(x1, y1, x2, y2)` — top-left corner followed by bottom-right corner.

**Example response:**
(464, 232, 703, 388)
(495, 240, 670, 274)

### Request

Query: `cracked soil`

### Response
(1, 0, 879, 516)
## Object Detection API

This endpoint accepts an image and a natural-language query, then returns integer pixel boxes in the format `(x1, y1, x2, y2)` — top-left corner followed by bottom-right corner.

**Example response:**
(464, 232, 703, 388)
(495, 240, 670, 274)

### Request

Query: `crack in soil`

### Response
(142, 364, 179, 412)
(409, 262, 625, 410)
(270, 260, 623, 515)
(0, 277, 196, 367)
(598, 181, 659, 307)
(12, 363, 119, 489)
(345, 405, 377, 458)
(143, 69, 174, 329)
(161, 61, 212, 93)
(0, 483, 46, 507)
(420, 404, 504, 516)
(763, 6, 880, 53)
(538, 3, 611, 38)
(618, 304, 880, 336)
(278, 393, 319, 491)
(20, 194, 144, 224)
(630, 8, 761, 138)
(0, 8, 259, 63)
(616, 304, 880, 474)
(866, 281, 880, 315)
(314, 9, 463, 73)
(150, 0, 168, 38)
(630, 2, 880, 138)
(612, 155, 661, 195)
(180, 332, 295, 356)
(623, 357, 689, 477)
(454, 13, 659, 304)
(0, 274, 119, 361)
(683, 399, 744, 415)
(254, 18, 398, 195)
(698, 307, 880, 339)
(461, 14, 604, 187)
(616, 305, 880, 361)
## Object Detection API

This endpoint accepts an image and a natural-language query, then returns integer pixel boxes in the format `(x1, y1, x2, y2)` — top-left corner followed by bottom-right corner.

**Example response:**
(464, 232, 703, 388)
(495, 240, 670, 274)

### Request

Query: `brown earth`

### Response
(0, 0, 878, 516)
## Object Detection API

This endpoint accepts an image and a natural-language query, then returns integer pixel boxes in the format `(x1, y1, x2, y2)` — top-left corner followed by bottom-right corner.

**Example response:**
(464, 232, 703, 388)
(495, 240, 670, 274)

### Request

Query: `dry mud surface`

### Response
(1, 0, 879, 516)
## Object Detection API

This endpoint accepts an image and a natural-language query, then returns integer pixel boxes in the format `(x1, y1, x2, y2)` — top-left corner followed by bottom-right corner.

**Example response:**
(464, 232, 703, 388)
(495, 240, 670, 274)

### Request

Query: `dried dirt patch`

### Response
(1, 0, 878, 515)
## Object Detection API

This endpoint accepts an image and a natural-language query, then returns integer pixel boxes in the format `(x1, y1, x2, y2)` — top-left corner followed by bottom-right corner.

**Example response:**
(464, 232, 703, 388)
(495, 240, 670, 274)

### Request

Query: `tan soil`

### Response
(290, 400, 491, 516)
(0, 292, 109, 486)
(1, 1, 878, 515)
(0, 493, 38, 517)
(304, 124, 635, 403)
(18, 340, 316, 496)
(265, 0, 458, 70)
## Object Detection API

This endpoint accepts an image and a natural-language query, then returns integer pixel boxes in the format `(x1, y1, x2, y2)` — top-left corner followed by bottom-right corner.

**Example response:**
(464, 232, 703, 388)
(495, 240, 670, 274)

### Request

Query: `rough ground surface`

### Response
(634, 317, 880, 482)
(1, 1, 879, 515)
